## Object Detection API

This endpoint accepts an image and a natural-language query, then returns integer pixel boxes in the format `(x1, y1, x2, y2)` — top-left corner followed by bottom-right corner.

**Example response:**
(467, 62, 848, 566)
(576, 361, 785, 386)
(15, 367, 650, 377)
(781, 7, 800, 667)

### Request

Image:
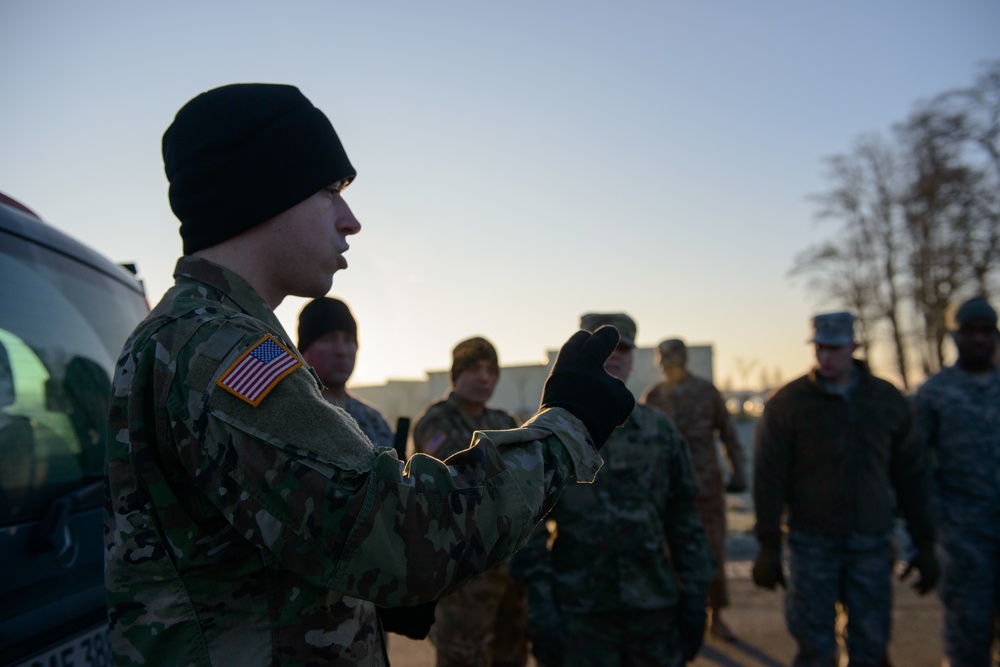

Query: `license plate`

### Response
(13, 622, 111, 667)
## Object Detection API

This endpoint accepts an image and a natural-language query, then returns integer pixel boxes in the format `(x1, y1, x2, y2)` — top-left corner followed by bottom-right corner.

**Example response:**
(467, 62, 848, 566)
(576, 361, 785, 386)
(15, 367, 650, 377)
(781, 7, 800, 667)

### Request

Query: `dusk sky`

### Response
(2, 1, 998, 390)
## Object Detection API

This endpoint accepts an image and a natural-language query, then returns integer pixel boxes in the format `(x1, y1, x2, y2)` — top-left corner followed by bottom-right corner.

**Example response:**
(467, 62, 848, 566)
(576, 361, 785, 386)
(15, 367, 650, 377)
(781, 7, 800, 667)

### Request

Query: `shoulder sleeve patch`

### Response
(216, 333, 302, 407)
(424, 432, 448, 456)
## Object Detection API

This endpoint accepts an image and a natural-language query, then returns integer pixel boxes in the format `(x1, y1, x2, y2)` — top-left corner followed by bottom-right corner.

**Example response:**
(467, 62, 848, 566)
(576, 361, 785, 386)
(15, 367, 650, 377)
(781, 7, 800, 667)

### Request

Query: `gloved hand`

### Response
(899, 539, 940, 595)
(752, 538, 785, 590)
(376, 600, 437, 639)
(540, 326, 636, 449)
(677, 590, 707, 662)
(525, 583, 565, 667)
(725, 473, 747, 494)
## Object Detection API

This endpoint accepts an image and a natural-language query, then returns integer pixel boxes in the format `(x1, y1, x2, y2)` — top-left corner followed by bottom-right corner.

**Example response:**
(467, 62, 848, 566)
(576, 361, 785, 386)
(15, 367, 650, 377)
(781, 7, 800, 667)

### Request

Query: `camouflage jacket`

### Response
(510, 404, 713, 613)
(914, 364, 1000, 524)
(412, 393, 519, 460)
(754, 361, 934, 543)
(103, 256, 603, 667)
(332, 394, 394, 450)
(642, 373, 747, 498)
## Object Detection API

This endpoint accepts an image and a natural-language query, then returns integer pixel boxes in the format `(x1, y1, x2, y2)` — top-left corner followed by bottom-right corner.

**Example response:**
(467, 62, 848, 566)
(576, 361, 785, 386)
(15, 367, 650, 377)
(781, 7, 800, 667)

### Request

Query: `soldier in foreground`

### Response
(642, 337, 748, 642)
(914, 296, 1000, 667)
(752, 311, 939, 667)
(413, 337, 528, 666)
(103, 83, 635, 666)
(511, 313, 713, 667)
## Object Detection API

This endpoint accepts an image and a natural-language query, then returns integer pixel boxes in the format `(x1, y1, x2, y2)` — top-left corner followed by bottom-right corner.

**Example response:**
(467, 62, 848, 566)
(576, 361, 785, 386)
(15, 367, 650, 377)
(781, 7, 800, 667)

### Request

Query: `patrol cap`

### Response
(657, 338, 687, 366)
(808, 311, 855, 346)
(954, 296, 998, 329)
(579, 312, 636, 347)
(451, 337, 500, 383)
(297, 297, 357, 353)
(163, 83, 357, 255)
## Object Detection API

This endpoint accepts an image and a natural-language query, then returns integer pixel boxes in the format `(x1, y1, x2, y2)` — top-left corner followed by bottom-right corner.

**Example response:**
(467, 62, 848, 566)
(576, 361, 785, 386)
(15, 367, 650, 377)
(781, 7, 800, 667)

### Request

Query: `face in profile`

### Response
(265, 181, 362, 299)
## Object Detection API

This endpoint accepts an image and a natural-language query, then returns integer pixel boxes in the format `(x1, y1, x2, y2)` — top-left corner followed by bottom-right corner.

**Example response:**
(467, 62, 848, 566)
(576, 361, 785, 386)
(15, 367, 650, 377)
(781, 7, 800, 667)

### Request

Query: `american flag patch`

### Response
(216, 334, 302, 406)
(425, 432, 447, 456)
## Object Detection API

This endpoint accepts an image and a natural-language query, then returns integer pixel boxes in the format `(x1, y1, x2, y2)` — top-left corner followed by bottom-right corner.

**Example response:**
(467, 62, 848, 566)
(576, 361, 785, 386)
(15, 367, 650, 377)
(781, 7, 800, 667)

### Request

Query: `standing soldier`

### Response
(104, 82, 635, 666)
(914, 296, 1000, 667)
(297, 296, 436, 641)
(642, 337, 748, 642)
(297, 297, 393, 449)
(412, 337, 528, 667)
(511, 313, 714, 667)
(752, 311, 939, 667)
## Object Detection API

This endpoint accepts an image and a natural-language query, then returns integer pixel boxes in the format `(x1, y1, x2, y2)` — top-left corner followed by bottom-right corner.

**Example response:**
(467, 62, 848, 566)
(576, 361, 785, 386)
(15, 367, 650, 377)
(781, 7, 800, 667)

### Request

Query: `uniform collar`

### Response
(172, 255, 290, 340)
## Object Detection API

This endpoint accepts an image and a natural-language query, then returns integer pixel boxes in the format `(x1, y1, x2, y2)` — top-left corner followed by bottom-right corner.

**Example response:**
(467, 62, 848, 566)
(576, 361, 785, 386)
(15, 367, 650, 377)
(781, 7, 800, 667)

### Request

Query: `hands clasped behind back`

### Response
(540, 326, 636, 449)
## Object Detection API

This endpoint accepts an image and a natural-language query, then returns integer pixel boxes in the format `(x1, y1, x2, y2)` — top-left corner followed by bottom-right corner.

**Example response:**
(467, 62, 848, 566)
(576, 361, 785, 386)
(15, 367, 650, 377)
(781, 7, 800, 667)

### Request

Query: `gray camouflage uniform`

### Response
(103, 256, 604, 667)
(915, 364, 1000, 667)
(331, 394, 394, 450)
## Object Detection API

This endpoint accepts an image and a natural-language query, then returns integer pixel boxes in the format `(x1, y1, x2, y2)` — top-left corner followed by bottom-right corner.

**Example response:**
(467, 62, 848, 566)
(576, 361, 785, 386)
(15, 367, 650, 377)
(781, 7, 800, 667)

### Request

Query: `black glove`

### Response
(752, 538, 785, 590)
(725, 474, 747, 494)
(376, 600, 437, 640)
(540, 326, 636, 449)
(677, 590, 707, 662)
(899, 539, 940, 595)
(526, 583, 565, 667)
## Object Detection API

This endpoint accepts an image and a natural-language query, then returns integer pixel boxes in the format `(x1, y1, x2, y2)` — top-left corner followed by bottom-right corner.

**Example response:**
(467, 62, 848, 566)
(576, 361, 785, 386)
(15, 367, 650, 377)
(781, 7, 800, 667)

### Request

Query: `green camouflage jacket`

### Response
(510, 404, 713, 613)
(413, 393, 519, 460)
(103, 256, 602, 667)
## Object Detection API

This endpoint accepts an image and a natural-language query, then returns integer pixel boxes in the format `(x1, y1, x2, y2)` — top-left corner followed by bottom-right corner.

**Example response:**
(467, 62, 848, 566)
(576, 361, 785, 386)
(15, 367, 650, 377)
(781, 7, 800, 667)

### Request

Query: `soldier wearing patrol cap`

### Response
(752, 310, 939, 666)
(103, 82, 635, 666)
(914, 296, 1000, 667)
(511, 313, 714, 667)
(642, 337, 748, 643)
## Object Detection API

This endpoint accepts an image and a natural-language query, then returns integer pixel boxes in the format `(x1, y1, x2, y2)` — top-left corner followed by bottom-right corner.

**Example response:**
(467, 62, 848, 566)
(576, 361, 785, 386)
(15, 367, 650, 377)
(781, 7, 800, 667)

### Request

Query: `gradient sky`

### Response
(2, 1, 998, 390)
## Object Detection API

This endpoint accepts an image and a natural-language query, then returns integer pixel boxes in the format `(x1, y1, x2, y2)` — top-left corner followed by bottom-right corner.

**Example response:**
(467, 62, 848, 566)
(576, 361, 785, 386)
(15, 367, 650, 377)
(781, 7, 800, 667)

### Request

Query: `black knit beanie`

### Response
(297, 297, 358, 353)
(163, 83, 357, 255)
(451, 337, 500, 384)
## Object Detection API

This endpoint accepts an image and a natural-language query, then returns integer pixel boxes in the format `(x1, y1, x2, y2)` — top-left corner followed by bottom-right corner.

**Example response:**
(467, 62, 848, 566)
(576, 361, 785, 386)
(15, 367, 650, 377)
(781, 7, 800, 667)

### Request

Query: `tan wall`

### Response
(351, 344, 714, 429)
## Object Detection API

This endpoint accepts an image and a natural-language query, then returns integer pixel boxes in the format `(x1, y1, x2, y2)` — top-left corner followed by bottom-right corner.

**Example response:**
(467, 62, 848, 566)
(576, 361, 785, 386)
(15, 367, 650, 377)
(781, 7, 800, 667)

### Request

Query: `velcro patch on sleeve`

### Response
(216, 334, 302, 407)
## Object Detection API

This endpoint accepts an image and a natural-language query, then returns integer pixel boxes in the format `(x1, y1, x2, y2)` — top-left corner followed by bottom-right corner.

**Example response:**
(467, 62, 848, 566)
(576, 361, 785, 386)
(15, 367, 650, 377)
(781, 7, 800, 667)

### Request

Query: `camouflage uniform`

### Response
(510, 404, 714, 667)
(413, 393, 528, 667)
(754, 361, 934, 667)
(331, 394, 394, 450)
(642, 373, 747, 609)
(915, 364, 1000, 667)
(104, 256, 605, 667)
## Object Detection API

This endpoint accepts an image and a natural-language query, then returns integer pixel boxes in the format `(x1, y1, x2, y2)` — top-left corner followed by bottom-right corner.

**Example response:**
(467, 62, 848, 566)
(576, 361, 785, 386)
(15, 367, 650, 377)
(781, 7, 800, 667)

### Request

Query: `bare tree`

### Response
(792, 62, 1000, 387)
(791, 135, 910, 386)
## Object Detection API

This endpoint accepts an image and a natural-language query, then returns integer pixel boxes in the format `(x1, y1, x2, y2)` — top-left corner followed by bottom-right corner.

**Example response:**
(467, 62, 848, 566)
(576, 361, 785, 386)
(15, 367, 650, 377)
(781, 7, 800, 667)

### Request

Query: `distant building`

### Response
(350, 344, 714, 438)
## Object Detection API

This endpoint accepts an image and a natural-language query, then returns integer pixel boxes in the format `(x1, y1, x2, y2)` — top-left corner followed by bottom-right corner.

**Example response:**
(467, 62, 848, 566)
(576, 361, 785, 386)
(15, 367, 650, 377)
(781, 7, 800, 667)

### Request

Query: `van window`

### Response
(0, 230, 148, 525)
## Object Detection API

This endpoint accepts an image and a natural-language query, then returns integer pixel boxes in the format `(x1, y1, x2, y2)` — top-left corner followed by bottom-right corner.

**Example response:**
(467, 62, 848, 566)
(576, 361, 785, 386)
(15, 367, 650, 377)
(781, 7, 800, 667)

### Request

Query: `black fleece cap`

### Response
(163, 83, 356, 254)
(297, 297, 358, 353)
